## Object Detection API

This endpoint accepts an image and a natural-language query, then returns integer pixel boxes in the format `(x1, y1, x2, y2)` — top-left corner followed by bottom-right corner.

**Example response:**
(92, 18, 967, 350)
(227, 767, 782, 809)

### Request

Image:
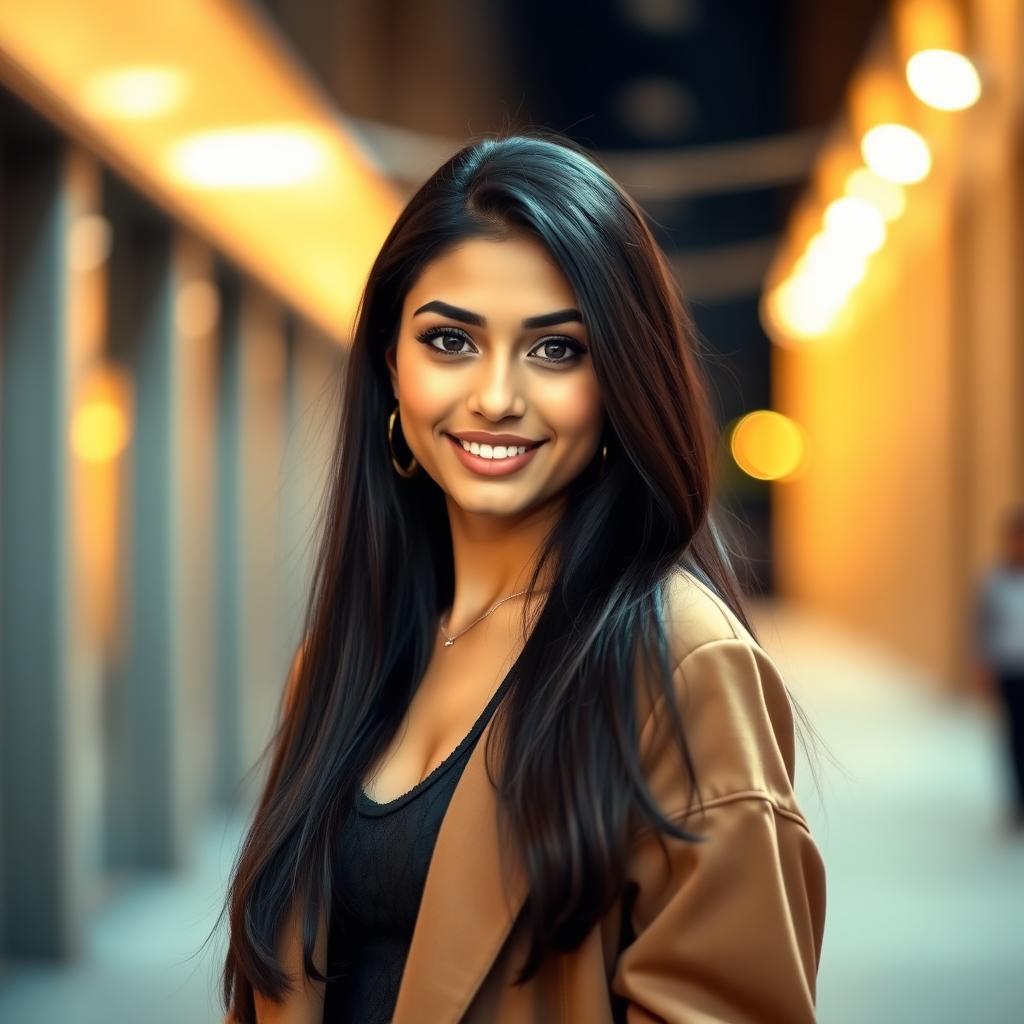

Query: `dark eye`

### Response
(529, 337, 587, 365)
(415, 326, 475, 357)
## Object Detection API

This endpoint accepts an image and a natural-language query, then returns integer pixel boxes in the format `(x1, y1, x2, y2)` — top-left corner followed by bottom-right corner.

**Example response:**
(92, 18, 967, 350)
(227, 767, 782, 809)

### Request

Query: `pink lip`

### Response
(450, 430, 546, 447)
(445, 433, 545, 477)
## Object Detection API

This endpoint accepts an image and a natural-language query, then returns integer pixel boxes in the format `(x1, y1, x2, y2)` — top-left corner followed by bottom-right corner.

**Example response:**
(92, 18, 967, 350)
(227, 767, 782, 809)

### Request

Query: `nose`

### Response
(466, 350, 526, 420)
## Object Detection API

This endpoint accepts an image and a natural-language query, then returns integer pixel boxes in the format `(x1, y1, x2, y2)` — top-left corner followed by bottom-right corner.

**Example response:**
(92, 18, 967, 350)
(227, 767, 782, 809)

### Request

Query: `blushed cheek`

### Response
(544, 375, 604, 443)
(400, 368, 449, 426)
(393, 348, 458, 473)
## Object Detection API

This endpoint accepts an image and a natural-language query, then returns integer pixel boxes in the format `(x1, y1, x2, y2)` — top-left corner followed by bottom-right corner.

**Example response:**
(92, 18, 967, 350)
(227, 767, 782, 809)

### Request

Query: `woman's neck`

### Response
(444, 494, 563, 632)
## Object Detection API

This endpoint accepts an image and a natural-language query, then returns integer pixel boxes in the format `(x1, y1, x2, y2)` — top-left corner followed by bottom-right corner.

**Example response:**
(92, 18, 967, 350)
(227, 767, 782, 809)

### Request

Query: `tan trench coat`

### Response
(386, 572, 827, 1023)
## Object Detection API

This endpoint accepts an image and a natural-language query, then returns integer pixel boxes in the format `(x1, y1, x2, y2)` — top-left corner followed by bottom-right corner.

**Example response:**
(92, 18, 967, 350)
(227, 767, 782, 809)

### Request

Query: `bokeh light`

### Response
(906, 49, 982, 111)
(71, 366, 133, 463)
(82, 66, 189, 120)
(844, 166, 907, 222)
(822, 196, 887, 255)
(861, 123, 932, 185)
(168, 125, 331, 188)
(730, 410, 806, 480)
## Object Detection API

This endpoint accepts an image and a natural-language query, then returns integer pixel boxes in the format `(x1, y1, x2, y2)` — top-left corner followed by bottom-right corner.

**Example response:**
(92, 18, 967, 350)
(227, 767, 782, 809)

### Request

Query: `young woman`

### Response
(219, 130, 827, 1024)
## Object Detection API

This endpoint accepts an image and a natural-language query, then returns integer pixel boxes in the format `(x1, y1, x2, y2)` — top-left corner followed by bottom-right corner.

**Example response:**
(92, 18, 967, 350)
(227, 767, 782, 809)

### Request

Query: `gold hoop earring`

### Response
(387, 406, 419, 478)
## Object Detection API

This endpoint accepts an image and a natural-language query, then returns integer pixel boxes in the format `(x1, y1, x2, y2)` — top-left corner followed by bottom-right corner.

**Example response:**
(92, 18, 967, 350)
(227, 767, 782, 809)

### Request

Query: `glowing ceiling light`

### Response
(168, 125, 330, 188)
(730, 410, 806, 481)
(83, 66, 189, 120)
(844, 166, 906, 222)
(906, 49, 981, 111)
(861, 124, 932, 185)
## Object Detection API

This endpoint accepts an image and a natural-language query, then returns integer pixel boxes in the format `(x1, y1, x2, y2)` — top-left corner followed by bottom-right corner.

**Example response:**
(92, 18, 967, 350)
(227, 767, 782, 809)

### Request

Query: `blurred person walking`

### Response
(974, 503, 1024, 832)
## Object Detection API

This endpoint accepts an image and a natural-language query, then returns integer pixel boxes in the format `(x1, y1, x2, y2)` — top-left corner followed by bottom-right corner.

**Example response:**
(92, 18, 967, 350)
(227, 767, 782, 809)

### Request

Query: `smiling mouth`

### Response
(443, 433, 547, 475)
(445, 433, 546, 457)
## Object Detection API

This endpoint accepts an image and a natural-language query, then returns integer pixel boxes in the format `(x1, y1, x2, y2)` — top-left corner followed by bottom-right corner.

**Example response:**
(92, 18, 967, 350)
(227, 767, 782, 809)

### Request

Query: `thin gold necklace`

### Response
(439, 589, 544, 647)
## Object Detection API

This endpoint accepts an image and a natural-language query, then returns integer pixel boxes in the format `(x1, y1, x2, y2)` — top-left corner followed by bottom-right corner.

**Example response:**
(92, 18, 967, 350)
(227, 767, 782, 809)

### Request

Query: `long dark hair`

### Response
(218, 128, 819, 1020)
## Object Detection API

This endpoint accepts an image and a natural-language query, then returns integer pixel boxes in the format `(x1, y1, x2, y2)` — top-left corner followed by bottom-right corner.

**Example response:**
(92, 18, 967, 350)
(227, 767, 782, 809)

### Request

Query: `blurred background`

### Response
(0, 1, 1021, 1021)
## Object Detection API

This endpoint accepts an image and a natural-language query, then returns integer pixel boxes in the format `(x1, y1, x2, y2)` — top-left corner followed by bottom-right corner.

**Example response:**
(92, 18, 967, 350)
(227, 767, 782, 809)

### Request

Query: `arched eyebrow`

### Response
(412, 299, 583, 329)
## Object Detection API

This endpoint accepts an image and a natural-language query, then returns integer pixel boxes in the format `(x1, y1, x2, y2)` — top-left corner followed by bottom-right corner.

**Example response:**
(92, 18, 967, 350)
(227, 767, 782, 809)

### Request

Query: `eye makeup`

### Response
(414, 324, 588, 366)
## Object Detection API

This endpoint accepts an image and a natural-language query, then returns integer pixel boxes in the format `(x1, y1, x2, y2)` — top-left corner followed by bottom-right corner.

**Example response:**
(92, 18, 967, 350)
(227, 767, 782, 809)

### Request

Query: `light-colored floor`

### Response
(1, 601, 1022, 1023)
(0, 811, 247, 1024)
(755, 601, 1024, 1024)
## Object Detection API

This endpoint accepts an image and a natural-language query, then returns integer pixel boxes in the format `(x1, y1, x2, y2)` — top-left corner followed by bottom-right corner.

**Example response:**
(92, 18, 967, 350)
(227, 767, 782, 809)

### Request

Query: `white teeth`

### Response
(458, 439, 530, 460)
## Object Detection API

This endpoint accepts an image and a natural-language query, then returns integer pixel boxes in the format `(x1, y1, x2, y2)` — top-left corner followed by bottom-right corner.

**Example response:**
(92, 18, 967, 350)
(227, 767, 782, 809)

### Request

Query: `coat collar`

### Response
(390, 709, 529, 1024)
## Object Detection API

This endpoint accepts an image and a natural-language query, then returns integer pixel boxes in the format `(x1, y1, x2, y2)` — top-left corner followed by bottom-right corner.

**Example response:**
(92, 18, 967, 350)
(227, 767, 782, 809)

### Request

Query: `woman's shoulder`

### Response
(644, 567, 803, 815)
(659, 566, 758, 668)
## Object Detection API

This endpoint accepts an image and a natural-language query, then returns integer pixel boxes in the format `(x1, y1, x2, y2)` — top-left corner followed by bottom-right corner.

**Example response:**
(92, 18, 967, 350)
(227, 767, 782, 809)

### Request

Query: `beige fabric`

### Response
(388, 572, 827, 1023)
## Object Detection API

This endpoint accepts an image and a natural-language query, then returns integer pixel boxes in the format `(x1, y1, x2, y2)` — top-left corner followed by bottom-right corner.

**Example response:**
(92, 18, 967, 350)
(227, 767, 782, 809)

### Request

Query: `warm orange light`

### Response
(804, 233, 870, 287)
(72, 401, 129, 462)
(71, 364, 133, 463)
(730, 411, 806, 481)
(906, 49, 981, 110)
(861, 124, 932, 184)
(168, 124, 332, 188)
(764, 276, 843, 341)
(844, 166, 907, 222)
(822, 196, 887, 254)
(0, 0, 402, 343)
(82, 66, 189, 120)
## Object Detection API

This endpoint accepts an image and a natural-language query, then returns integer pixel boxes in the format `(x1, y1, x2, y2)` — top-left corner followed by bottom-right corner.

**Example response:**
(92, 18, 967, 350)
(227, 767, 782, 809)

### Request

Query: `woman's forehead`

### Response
(406, 237, 576, 312)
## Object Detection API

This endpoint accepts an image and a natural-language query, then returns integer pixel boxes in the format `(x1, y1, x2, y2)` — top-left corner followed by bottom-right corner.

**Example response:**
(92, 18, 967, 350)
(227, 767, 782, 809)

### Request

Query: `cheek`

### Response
(396, 347, 449, 426)
(542, 374, 604, 440)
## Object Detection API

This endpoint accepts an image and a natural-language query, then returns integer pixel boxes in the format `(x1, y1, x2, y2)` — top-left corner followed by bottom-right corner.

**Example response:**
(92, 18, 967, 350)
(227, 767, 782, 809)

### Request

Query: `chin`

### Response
(450, 489, 534, 514)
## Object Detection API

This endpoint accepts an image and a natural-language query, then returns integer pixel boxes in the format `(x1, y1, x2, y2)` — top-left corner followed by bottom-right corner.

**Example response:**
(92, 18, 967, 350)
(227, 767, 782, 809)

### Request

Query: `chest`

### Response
(362, 629, 519, 804)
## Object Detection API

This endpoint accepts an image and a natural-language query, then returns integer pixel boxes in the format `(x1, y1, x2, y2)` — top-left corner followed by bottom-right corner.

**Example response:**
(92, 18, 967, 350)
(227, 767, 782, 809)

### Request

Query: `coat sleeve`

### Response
(610, 638, 827, 1023)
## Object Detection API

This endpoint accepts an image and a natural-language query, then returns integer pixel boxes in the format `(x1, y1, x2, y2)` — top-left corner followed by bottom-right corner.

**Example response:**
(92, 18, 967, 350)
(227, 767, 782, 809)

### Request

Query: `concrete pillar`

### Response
(0, 141, 105, 957)
(281, 319, 344, 656)
(216, 277, 289, 806)
(104, 216, 218, 872)
(173, 233, 220, 853)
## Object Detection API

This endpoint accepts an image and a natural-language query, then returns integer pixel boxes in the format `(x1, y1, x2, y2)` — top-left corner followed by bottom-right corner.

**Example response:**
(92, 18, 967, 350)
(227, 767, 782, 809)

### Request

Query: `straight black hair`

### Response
(216, 128, 820, 1020)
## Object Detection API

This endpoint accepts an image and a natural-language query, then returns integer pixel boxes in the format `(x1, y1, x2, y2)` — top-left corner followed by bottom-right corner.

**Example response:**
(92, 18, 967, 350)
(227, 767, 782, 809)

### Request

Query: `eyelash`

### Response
(414, 325, 587, 365)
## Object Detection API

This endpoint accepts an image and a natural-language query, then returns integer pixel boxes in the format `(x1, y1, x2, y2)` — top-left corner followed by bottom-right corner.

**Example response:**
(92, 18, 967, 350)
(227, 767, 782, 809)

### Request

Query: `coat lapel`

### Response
(390, 710, 530, 1024)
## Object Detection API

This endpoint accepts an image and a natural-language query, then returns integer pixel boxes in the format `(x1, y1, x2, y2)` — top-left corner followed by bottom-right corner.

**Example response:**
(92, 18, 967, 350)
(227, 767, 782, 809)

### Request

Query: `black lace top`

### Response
(322, 671, 514, 1023)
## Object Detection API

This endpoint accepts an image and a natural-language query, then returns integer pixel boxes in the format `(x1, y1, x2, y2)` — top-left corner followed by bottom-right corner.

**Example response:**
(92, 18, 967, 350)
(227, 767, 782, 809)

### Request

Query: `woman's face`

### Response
(385, 234, 604, 518)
